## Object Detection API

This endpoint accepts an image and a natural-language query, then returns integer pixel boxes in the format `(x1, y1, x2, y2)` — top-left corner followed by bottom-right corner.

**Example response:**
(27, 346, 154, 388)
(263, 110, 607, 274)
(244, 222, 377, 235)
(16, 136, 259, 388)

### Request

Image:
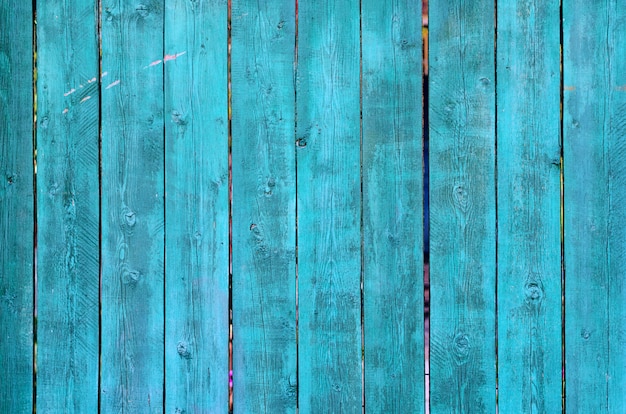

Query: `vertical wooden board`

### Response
(0, 2, 33, 412)
(564, 1, 626, 412)
(164, 0, 229, 412)
(361, 0, 424, 412)
(35, 1, 100, 411)
(100, 1, 165, 412)
(231, 0, 297, 412)
(496, 0, 562, 412)
(605, 5, 626, 410)
(428, 1, 496, 412)
(296, 1, 362, 412)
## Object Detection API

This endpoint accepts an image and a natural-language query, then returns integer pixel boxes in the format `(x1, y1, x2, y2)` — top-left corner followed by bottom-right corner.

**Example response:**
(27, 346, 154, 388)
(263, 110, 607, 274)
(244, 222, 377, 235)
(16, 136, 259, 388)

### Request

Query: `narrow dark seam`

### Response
(559, 0, 566, 412)
(97, 0, 103, 412)
(32, 2, 38, 412)
(293, 0, 300, 412)
(493, 1, 499, 412)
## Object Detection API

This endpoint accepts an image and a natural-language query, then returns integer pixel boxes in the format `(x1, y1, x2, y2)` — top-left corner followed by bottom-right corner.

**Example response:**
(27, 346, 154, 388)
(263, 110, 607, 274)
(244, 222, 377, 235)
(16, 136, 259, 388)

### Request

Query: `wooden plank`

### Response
(0, 2, 34, 412)
(564, 1, 626, 412)
(100, 1, 165, 411)
(428, 1, 496, 411)
(163, 0, 229, 412)
(496, 0, 562, 412)
(230, 0, 297, 412)
(361, 0, 423, 412)
(34, 0, 100, 411)
(296, 1, 362, 411)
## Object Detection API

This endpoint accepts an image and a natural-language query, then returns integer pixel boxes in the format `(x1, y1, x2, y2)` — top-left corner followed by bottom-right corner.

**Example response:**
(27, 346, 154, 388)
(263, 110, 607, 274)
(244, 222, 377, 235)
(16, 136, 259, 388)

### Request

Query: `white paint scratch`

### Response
(87, 77, 97, 83)
(145, 51, 187, 68)
(80, 96, 92, 103)
(144, 59, 163, 69)
(106, 80, 120, 89)
(64, 88, 76, 96)
(101, 71, 109, 78)
(62, 108, 69, 114)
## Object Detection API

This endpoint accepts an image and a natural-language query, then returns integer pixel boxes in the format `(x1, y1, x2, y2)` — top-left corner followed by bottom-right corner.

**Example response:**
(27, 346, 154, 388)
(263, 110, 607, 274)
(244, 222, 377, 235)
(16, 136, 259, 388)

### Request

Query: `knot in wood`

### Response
(452, 332, 471, 365)
(177, 341, 192, 359)
(524, 277, 544, 307)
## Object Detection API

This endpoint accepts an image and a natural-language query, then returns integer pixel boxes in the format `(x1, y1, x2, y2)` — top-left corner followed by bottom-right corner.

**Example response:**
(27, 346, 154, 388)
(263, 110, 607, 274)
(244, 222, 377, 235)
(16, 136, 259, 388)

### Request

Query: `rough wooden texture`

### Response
(296, 0, 362, 411)
(231, 0, 297, 412)
(35, 0, 100, 411)
(564, 1, 626, 412)
(0, 2, 34, 412)
(497, 1, 562, 412)
(361, 0, 424, 411)
(428, 1, 496, 412)
(100, 1, 165, 411)
(164, 0, 229, 412)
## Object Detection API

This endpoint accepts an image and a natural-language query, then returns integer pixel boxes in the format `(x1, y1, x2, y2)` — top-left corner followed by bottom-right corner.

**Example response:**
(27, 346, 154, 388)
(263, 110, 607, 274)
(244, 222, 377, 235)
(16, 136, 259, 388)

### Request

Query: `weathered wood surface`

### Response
(564, 1, 626, 412)
(497, 1, 562, 412)
(164, 0, 229, 412)
(428, 1, 496, 412)
(296, 0, 362, 411)
(231, 0, 297, 412)
(0, 2, 34, 412)
(361, 0, 424, 411)
(35, 0, 100, 412)
(100, 1, 165, 411)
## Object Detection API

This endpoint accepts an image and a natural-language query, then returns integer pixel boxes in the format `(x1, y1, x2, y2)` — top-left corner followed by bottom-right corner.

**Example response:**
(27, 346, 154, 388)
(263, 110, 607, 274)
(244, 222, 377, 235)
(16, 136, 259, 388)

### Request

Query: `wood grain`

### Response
(428, 1, 496, 411)
(361, 0, 424, 411)
(231, 0, 297, 412)
(0, 2, 34, 412)
(564, 1, 626, 411)
(100, 1, 165, 411)
(497, 1, 562, 412)
(35, 0, 100, 411)
(164, 0, 229, 412)
(296, 0, 362, 412)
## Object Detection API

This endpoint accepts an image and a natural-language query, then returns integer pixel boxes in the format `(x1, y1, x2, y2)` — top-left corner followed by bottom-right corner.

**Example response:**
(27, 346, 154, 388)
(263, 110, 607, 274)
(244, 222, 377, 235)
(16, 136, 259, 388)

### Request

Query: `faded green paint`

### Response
(429, 1, 496, 412)
(497, 1, 562, 412)
(0, 2, 34, 412)
(231, 0, 297, 412)
(296, 1, 362, 412)
(361, 0, 424, 411)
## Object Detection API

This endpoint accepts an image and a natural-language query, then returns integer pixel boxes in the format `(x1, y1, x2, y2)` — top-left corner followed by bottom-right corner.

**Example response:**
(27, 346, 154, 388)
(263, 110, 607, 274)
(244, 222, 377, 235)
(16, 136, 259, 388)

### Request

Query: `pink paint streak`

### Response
(80, 96, 92, 103)
(62, 108, 69, 114)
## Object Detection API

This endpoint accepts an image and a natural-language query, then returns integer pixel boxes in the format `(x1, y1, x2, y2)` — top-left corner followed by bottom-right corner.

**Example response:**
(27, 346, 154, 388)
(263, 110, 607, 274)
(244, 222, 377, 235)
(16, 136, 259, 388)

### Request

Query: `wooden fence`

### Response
(1, 0, 625, 412)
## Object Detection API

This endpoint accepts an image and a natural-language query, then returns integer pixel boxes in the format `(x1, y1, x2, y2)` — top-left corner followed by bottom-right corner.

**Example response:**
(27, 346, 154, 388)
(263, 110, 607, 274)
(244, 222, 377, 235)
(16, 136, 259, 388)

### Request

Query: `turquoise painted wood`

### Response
(100, 1, 165, 411)
(35, 1, 100, 411)
(564, 1, 626, 412)
(428, 1, 496, 412)
(164, 0, 229, 412)
(7, 2, 626, 412)
(361, 0, 424, 412)
(231, 0, 297, 412)
(296, 0, 362, 411)
(497, 1, 562, 412)
(0, 2, 34, 412)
